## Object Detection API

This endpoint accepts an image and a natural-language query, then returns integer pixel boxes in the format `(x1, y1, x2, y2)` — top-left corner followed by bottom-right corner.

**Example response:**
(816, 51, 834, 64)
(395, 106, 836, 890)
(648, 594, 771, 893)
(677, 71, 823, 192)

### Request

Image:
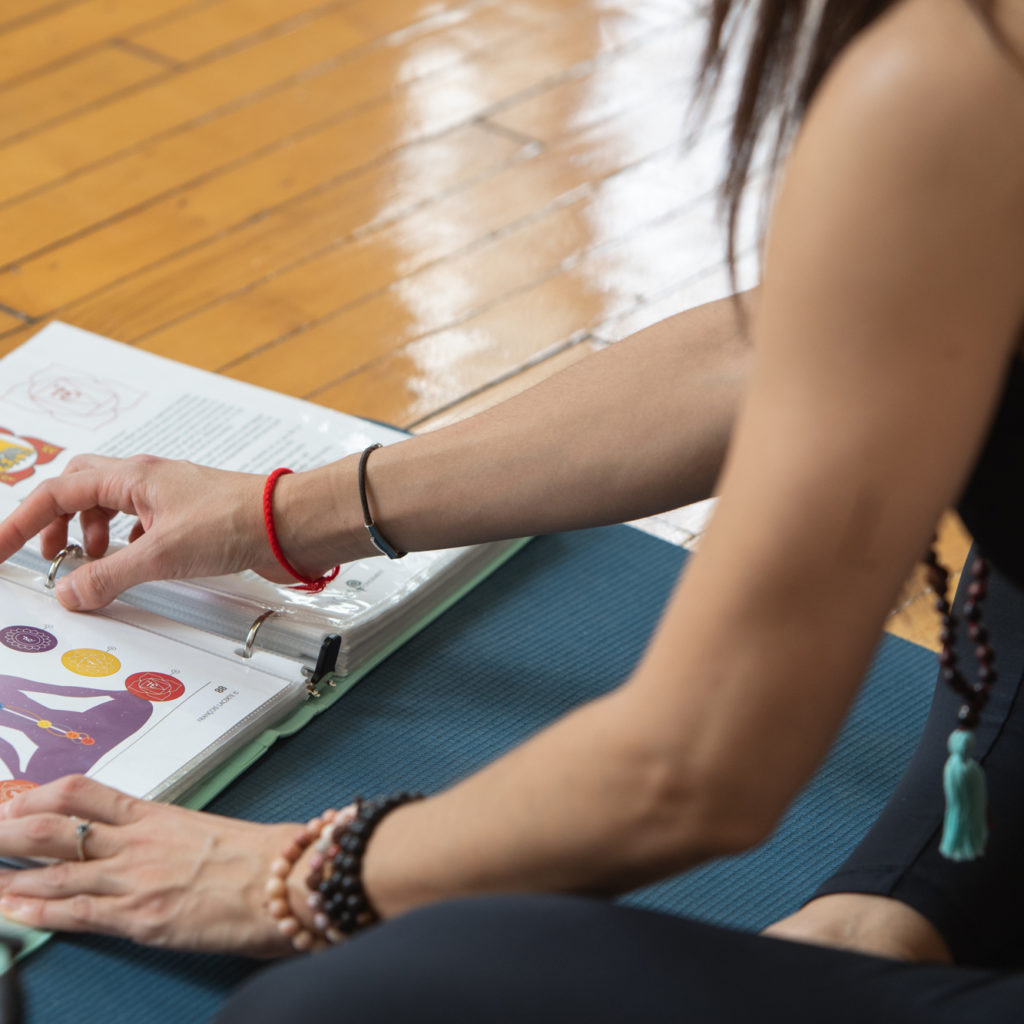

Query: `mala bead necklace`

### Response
(924, 544, 992, 861)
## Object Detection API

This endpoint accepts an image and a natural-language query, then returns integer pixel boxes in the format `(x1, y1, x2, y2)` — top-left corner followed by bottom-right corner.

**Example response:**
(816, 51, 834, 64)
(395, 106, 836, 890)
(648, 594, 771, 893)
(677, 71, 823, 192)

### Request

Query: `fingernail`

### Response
(0, 897, 29, 923)
(56, 576, 81, 610)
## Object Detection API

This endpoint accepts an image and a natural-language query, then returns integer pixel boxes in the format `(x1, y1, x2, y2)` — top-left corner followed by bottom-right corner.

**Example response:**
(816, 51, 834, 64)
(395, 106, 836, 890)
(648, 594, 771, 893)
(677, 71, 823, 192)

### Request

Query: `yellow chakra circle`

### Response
(36, 720, 51, 729)
(61, 648, 121, 677)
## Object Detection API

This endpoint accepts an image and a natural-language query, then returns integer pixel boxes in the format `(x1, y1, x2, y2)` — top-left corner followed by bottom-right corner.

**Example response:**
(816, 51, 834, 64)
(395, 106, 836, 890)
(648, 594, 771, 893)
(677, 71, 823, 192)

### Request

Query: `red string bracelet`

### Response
(263, 468, 340, 594)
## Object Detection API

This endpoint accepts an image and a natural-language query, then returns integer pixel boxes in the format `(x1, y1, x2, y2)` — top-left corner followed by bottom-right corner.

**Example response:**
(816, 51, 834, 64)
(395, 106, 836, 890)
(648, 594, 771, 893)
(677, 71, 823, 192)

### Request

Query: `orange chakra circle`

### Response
(61, 648, 121, 677)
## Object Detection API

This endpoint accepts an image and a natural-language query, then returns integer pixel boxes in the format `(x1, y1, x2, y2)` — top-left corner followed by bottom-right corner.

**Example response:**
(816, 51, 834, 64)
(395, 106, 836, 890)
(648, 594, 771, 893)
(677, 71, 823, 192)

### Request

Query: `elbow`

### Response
(628, 742, 785, 867)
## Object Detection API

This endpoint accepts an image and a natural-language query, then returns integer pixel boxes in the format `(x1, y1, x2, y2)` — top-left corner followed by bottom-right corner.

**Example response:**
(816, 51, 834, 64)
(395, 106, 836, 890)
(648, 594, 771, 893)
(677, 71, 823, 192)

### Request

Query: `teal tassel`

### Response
(939, 729, 988, 861)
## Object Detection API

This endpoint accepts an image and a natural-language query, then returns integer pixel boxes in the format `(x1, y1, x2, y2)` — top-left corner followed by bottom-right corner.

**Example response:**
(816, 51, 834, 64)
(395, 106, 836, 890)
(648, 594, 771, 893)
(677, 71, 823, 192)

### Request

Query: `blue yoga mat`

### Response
(20, 525, 937, 1024)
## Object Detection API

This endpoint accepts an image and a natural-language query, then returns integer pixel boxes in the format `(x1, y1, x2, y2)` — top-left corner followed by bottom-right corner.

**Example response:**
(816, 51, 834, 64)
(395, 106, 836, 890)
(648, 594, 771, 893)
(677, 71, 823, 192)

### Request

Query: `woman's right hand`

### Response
(0, 454, 341, 611)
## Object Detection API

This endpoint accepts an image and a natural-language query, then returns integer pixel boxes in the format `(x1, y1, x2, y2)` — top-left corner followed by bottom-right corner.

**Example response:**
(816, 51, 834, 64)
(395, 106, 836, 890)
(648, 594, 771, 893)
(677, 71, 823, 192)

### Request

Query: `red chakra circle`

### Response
(125, 671, 185, 702)
(0, 780, 38, 803)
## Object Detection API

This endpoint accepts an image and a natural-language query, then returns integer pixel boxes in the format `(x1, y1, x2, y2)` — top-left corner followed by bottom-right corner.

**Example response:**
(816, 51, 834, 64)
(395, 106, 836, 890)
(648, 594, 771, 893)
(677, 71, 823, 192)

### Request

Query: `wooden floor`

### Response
(0, 0, 967, 648)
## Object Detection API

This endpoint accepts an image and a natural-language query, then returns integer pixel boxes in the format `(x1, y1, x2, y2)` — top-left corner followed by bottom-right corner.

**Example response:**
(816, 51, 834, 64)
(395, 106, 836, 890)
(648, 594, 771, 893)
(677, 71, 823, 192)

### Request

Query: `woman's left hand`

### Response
(0, 776, 303, 956)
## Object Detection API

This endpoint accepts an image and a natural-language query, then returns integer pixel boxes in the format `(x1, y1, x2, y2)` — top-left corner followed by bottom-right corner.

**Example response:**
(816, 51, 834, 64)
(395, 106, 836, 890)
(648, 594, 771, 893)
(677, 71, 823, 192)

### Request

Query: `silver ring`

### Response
(74, 820, 92, 862)
(47, 544, 83, 590)
(240, 609, 276, 659)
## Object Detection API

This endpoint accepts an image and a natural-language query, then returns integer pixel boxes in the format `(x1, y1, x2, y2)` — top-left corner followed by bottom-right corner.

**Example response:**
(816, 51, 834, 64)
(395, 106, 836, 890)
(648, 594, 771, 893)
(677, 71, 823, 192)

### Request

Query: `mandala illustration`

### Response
(61, 648, 122, 678)
(0, 625, 58, 653)
(125, 671, 184, 703)
(0, 426, 62, 487)
(0, 779, 37, 803)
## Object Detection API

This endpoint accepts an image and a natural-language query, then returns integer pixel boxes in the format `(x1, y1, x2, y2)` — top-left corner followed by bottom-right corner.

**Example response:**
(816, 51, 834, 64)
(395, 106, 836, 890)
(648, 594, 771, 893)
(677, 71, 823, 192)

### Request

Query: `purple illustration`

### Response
(0, 626, 58, 653)
(0, 674, 153, 784)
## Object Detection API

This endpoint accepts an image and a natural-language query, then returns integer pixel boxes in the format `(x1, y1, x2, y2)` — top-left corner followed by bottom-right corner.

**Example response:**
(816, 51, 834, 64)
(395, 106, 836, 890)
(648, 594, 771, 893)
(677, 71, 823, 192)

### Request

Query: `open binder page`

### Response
(0, 322, 521, 671)
(0, 567, 302, 805)
(0, 319, 405, 570)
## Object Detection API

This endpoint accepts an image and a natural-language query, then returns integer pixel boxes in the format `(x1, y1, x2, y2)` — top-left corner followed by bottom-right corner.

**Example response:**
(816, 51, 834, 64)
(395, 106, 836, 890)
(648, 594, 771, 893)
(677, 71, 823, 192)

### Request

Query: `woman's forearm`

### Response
(279, 291, 754, 569)
(354, 685, 760, 920)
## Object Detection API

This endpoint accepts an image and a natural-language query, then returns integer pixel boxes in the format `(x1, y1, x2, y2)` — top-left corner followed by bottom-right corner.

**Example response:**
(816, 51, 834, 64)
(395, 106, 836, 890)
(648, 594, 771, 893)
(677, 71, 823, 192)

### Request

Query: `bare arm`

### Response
(351, 0, 1024, 915)
(274, 291, 754, 569)
(0, 291, 754, 608)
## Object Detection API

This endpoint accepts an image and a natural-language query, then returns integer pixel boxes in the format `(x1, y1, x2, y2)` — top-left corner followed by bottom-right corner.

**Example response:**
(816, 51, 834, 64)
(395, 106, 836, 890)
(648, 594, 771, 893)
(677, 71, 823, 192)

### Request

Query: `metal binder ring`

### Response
(46, 544, 83, 590)
(241, 609, 276, 659)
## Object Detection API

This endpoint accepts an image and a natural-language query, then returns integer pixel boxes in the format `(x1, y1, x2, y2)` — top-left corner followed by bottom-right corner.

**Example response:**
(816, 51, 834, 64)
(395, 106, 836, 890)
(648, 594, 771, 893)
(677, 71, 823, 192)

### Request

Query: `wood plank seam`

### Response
(0, 0, 219, 90)
(0, 0, 85, 37)
(0, 0, 551, 227)
(0, 303, 30, 323)
(109, 36, 183, 69)
(0, 0, 671, 208)
(201, 136, 691, 378)
(475, 118, 545, 149)
(267, 194, 717, 401)
(0, 6, 679, 304)
(405, 333, 596, 430)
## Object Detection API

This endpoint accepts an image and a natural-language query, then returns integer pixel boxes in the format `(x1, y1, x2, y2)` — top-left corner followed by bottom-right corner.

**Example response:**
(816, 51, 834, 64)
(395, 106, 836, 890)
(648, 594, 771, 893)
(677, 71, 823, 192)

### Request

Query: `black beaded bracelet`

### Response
(306, 791, 423, 937)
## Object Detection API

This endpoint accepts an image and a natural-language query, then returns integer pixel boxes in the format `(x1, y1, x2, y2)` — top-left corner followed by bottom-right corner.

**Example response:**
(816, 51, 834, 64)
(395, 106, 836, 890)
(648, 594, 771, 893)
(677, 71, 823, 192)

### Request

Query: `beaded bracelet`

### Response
(306, 792, 423, 937)
(265, 806, 354, 952)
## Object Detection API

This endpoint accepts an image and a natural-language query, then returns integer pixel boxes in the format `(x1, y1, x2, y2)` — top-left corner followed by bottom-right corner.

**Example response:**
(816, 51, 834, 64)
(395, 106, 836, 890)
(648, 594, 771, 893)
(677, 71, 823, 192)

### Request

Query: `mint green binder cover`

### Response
(178, 538, 528, 810)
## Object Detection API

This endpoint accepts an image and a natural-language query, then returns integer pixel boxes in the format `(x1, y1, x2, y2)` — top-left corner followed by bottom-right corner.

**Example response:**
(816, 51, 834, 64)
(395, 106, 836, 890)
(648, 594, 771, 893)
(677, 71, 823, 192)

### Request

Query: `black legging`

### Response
(216, 549, 1024, 1021)
(216, 894, 1024, 1023)
(812, 546, 1024, 968)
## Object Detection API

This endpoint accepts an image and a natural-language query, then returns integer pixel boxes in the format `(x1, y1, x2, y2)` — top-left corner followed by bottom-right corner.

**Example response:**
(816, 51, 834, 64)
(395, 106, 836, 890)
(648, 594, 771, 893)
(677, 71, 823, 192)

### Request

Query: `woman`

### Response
(0, 0, 1022, 1018)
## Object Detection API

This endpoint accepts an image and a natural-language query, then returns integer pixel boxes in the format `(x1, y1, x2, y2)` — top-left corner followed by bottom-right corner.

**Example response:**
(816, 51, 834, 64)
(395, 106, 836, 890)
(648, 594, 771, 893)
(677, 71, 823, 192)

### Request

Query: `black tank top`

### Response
(958, 356, 1024, 584)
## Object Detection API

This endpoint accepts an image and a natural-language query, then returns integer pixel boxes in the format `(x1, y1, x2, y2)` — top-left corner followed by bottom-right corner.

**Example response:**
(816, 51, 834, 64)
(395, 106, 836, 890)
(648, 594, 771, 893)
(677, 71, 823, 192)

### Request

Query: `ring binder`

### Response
(239, 608, 277, 660)
(46, 544, 83, 590)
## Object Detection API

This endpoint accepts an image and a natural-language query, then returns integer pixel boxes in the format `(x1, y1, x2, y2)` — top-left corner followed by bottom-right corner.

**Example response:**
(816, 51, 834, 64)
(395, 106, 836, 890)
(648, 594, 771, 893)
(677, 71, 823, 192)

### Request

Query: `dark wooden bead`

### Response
(967, 622, 987, 644)
(340, 832, 365, 854)
(975, 645, 994, 666)
(939, 649, 956, 668)
(964, 600, 980, 621)
(971, 558, 989, 580)
(345, 893, 367, 913)
(967, 581, 987, 600)
(939, 627, 954, 647)
(979, 665, 997, 684)
(935, 596, 950, 614)
(958, 704, 980, 729)
(943, 668, 970, 695)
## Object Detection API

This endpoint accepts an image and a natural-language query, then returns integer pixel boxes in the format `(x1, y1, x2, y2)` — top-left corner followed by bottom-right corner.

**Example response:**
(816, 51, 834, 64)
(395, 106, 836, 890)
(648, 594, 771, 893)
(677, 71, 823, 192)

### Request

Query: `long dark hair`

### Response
(698, 1, 995, 278)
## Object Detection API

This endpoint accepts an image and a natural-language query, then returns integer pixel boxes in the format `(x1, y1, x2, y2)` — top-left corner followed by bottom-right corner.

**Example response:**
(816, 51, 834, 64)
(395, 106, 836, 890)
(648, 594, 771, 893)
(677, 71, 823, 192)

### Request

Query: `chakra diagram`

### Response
(0, 702, 94, 745)
(0, 779, 37, 803)
(0, 426, 62, 487)
(3, 366, 143, 430)
(61, 648, 122, 677)
(0, 625, 58, 653)
(0, 675, 153, 784)
(125, 671, 184, 703)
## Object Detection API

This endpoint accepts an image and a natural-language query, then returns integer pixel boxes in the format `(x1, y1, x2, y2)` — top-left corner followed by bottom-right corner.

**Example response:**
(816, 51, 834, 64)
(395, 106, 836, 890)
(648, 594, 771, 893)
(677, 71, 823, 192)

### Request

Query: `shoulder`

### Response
(766, 0, 1024, 336)
(800, 0, 1024, 190)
